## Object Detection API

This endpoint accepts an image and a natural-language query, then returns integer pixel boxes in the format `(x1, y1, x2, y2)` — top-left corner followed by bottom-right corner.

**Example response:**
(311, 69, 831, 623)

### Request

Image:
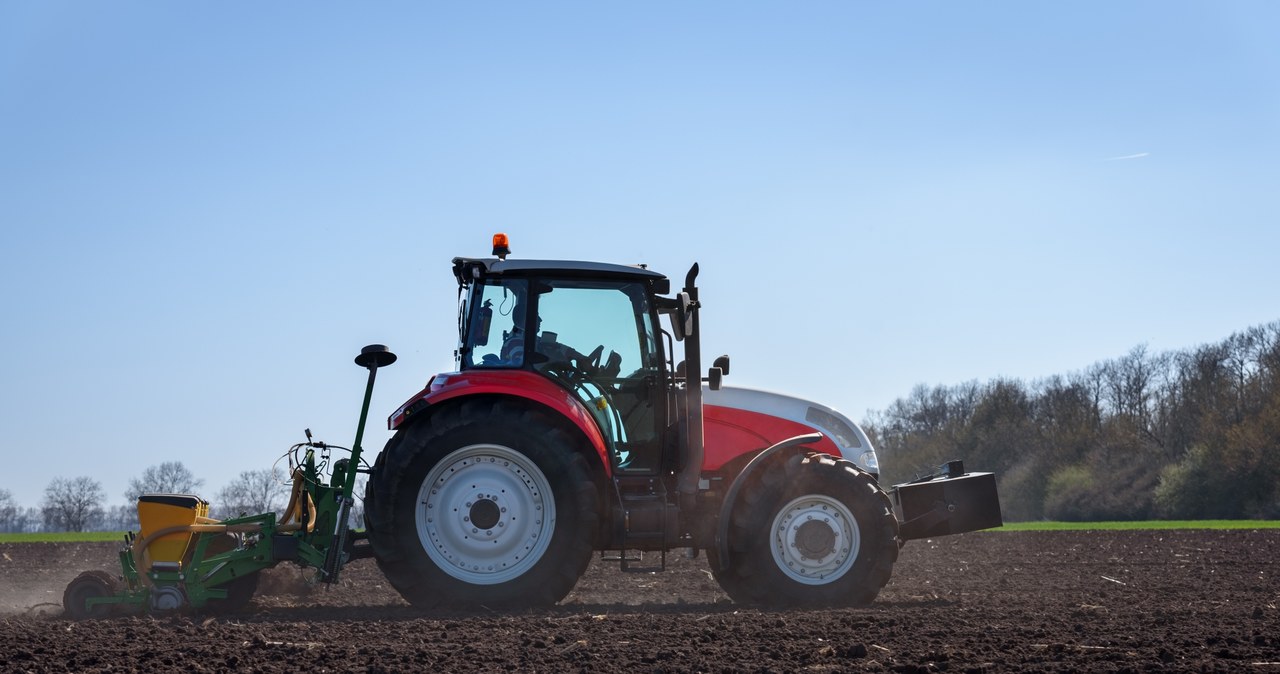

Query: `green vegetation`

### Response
(997, 520, 1280, 531)
(0, 531, 124, 543)
(867, 321, 1280, 522)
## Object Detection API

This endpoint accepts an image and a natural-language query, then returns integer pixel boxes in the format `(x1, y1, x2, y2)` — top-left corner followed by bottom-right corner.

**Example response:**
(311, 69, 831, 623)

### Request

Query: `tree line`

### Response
(9, 320, 1276, 529)
(864, 320, 1280, 521)
(0, 461, 328, 533)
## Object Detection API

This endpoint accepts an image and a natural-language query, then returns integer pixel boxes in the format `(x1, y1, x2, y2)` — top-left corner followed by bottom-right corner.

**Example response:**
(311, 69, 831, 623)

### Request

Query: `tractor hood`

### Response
(702, 385, 880, 476)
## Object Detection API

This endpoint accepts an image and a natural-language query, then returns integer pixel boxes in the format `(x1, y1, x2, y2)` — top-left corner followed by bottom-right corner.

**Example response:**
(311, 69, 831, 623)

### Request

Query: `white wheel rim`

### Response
(415, 444, 555, 585)
(770, 494, 860, 585)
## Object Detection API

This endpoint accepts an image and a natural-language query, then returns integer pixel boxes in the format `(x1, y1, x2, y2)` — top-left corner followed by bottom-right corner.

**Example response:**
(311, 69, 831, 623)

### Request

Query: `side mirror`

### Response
(671, 291, 691, 341)
(677, 291, 695, 339)
(712, 354, 730, 376)
(708, 367, 723, 391)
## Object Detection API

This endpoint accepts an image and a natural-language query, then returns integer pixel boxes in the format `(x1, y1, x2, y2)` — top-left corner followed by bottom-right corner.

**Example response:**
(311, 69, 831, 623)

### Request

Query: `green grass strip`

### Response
(998, 520, 1280, 531)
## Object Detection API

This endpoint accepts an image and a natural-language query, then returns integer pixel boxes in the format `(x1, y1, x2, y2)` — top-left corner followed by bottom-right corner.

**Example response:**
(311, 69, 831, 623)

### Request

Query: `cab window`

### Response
(462, 279, 529, 368)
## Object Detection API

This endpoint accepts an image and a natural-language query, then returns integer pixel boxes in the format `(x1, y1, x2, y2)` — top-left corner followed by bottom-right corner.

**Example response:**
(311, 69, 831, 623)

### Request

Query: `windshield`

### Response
(532, 281, 653, 376)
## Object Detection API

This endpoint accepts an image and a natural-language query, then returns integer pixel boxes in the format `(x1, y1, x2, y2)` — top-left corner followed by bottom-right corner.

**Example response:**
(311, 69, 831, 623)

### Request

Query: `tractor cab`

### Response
(451, 253, 679, 475)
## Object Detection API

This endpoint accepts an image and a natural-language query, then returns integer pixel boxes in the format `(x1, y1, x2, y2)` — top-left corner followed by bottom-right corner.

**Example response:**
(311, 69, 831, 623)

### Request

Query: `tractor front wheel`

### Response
(710, 452, 899, 607)
(364, 399, 598, 609)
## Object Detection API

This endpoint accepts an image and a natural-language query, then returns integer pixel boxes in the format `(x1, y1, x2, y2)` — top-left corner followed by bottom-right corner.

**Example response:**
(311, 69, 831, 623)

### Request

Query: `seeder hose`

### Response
(278, 468, 313, 529)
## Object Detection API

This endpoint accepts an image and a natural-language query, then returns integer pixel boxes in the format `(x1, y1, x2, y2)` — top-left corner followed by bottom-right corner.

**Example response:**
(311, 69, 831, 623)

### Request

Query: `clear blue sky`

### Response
(3, 2, 1278, 510)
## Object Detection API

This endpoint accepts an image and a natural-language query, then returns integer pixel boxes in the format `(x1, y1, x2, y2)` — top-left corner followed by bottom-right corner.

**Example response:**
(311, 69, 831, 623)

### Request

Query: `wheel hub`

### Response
(794, 519, 837, 558)
(150, 585, 185, 611)
(468, 497, 502, 531)
(771, 495, 861, 584)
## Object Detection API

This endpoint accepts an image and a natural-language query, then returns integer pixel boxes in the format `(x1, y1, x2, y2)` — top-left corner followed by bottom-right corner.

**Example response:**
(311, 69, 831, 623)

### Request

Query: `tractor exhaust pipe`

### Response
(676, 264, 704, 502)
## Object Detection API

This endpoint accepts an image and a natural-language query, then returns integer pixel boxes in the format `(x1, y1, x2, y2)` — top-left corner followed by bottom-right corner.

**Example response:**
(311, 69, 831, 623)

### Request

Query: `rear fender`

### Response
(388, 370, 612, 478)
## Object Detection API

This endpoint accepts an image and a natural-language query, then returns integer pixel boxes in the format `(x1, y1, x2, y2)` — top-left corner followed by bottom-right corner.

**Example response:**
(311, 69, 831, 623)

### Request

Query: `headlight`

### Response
(860, 450, 880, 473)
(804, 406, 862, 449)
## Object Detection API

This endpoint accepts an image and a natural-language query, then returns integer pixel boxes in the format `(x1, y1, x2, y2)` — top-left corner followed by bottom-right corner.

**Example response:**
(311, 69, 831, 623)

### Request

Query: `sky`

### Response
(2, 2, 1278, 510)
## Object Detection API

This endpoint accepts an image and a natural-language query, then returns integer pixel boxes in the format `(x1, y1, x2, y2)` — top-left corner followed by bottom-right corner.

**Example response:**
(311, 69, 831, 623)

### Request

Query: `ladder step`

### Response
(602, 549, 666, 573)
(623, 549, 665, 573)
(600, 550, 643, 563)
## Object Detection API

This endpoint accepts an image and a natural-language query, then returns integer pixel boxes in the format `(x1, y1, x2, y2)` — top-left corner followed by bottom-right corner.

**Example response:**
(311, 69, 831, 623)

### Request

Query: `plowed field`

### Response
(2, 529, 1278, 672)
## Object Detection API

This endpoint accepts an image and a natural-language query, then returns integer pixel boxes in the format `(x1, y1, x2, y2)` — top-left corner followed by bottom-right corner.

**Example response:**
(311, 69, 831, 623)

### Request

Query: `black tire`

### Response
(709, 452, 899, 607)
(365, 398, 598, 609)
(205, 571, 260, 614)
(63, 570, 120, 619)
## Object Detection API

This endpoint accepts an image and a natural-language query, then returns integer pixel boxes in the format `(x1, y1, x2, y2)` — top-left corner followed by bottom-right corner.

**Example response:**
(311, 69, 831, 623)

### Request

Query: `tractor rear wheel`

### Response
(710, 452, 899, 607)
(365, 399, 598, 609)
(63, 570, 120, 619)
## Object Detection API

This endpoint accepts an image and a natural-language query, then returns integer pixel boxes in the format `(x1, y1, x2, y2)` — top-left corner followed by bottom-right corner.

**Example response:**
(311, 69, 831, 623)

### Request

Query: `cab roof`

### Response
(452, 257, 669, 286)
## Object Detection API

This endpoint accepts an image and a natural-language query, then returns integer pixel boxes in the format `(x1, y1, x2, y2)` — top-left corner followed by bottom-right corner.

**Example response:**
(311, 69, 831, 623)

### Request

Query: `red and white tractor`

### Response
(361, 234, 1002, 608)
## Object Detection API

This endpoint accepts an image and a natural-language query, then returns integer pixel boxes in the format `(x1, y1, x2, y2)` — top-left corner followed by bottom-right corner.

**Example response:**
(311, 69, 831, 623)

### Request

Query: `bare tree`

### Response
(124, 461, 204, 502)
(0, 489, 17, 533)
(41, 476, 105, 532)
(101, 503, 139, 532)
(1104, 345, 1166, 429)
(14, 507, 42, 533)
(214, 468, 288, 519)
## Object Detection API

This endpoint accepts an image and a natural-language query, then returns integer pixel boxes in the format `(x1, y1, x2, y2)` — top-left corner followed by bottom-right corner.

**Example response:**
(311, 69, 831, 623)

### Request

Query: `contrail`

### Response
(1105, 152, 1150, 161)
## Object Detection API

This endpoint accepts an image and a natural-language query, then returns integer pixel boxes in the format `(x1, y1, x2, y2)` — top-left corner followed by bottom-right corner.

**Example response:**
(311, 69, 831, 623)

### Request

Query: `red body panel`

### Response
(389, 370, 613, 476)
(389, 373, 842, 479)
(703, 404, 840, 471)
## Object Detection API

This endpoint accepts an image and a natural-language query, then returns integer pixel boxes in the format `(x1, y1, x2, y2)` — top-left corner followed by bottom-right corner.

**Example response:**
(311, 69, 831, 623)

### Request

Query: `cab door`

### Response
(531, 279, 666, 473)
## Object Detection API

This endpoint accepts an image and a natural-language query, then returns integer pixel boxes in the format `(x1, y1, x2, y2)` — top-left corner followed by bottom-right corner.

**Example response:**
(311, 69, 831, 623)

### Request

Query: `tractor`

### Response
(64, 234, 1001, 617)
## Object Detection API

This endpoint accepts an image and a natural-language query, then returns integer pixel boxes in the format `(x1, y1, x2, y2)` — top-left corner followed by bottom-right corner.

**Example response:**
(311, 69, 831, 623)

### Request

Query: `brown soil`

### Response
(2, 529, 1278, 672)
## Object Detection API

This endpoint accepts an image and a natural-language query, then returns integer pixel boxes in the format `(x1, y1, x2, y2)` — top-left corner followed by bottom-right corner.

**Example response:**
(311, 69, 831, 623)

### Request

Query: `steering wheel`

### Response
(578, 344, 622, 379)
(582, 344, 604, 375)
(540, 360, 623, 435)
